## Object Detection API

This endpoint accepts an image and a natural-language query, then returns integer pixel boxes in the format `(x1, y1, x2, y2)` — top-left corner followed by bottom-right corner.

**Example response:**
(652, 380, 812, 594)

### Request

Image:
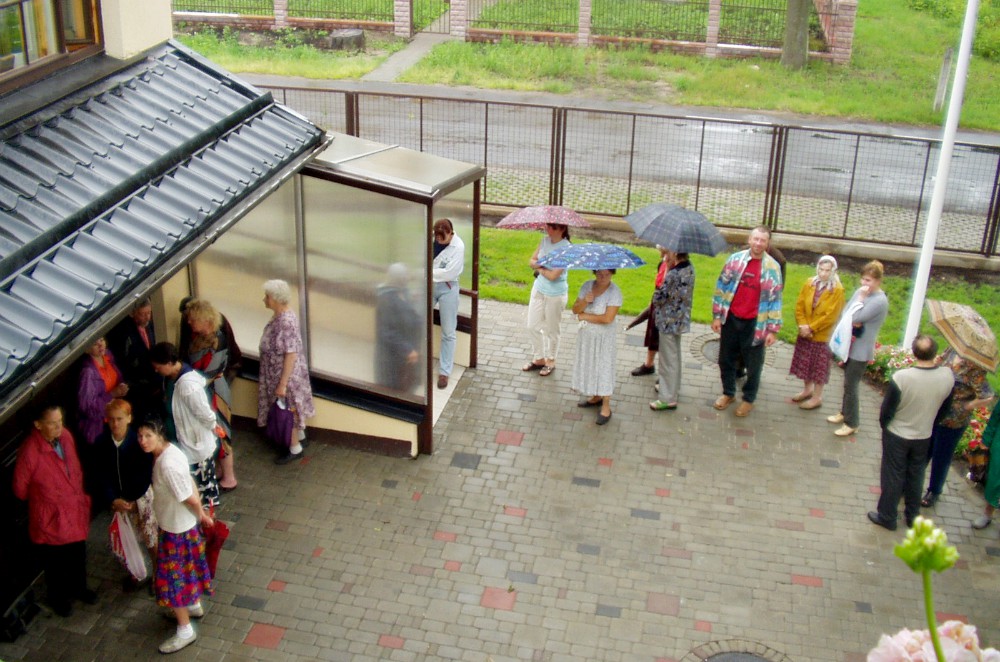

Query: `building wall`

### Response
(101, 0, 173, 59)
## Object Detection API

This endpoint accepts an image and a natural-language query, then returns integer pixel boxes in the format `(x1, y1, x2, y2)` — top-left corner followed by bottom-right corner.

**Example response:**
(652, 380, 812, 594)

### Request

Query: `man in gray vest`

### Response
(868, 335, 954, 531)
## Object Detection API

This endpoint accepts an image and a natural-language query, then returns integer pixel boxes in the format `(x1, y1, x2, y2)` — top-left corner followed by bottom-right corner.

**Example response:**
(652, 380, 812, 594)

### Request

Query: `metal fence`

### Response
(264, 85, 1000, 256)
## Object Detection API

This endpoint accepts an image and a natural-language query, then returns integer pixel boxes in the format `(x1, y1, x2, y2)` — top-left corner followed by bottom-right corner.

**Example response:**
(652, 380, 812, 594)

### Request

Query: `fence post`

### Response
(830, 0, 857, 64)
(578, 0, 591, 47)
(273, 0, 287, 29)
(705, 0, 721, 58)
(451, 0, 467, 39)
(395, 0, 413, 38)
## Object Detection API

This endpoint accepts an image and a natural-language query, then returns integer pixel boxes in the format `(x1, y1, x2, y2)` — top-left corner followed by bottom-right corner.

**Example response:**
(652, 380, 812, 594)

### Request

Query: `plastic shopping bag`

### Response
(109, 511, 149, 582)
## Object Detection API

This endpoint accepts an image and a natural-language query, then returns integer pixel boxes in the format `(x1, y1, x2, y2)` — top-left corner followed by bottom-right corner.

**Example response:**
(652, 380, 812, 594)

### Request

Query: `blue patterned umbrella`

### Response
(536, 243, 645, 270)
(624, 203, 729, 256)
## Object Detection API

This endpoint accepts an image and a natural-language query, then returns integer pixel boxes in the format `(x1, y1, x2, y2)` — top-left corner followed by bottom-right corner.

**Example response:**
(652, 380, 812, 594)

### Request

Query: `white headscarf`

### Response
(813, 255, 841, 292)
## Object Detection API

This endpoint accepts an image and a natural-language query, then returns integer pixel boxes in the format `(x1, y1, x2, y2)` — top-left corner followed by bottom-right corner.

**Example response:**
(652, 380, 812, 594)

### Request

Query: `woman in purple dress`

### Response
(257, 279, 315, 465)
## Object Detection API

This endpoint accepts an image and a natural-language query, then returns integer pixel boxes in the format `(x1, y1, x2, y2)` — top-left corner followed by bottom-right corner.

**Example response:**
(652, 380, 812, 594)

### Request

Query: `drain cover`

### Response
(690, 333, 777, 367)
(706, 655, 771, 662)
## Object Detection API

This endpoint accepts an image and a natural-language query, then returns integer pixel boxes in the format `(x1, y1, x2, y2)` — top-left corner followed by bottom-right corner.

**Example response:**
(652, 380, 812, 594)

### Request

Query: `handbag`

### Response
(966, 445, 990, 484)
(109, 511, 149, 582)
(266, 398, 295, 449)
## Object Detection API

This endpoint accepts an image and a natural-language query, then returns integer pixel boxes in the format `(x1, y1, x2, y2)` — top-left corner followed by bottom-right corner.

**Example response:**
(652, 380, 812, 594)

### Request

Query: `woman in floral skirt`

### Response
(138, 420, 213, 655)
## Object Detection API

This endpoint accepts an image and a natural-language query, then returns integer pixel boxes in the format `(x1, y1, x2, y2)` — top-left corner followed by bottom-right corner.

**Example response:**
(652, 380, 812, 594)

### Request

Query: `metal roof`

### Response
(0, 41, 326, 419)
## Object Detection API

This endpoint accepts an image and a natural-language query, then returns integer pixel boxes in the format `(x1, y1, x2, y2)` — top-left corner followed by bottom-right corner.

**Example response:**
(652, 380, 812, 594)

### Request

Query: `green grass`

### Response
(480, 228, 1000, 390)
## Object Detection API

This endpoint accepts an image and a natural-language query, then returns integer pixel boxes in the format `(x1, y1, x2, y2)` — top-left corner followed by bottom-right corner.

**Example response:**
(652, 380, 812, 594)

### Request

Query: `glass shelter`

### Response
(186, 134, 485, 456)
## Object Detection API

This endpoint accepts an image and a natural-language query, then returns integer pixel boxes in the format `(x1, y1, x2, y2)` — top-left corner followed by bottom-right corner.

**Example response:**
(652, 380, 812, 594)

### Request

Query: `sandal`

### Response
(799, 398, 823, 410)
(791, 392, 812, 403)
(920, 490, 938, 508)
(539, 365, 555, 377)
(522, 361, 545, 372)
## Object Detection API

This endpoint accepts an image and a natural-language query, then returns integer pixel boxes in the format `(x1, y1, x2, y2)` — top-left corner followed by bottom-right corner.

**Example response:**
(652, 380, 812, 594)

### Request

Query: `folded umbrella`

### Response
(624, 203, 728, 256)
(496, 205, 590, 230)
(536, 243, 645, 270)
(925, 299, 999, 372)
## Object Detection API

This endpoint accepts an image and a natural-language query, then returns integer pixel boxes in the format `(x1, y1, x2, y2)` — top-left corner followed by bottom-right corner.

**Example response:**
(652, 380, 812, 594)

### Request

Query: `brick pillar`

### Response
(395, 0, 412, 38)
(273, 0, 288, 29)
(578, 0, 591, 47)
(831, 0, 857, 64)
(705, 0, 721, 57)
(451, 0, 467, 38)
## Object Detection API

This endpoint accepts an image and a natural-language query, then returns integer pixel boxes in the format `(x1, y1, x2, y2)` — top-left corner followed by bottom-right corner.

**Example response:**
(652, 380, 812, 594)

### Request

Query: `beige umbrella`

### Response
(925, 299, 999, 372)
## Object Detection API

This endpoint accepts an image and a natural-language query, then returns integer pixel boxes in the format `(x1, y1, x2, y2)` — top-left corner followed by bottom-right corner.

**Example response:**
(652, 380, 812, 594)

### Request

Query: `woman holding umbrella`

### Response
(523, 222, 572, 377)
(572, 269, 623, 425)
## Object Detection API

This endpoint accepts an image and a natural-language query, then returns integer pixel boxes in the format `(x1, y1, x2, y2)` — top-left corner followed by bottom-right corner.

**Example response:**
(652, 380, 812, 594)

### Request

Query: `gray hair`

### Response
(263, 279, 292, 305)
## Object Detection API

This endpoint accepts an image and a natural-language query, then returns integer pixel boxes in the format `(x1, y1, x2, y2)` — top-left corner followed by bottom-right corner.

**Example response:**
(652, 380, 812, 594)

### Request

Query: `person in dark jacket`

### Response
(375, 263, 421, 392)
(92, 399, 157, 588)
(107, 298, 159, 423)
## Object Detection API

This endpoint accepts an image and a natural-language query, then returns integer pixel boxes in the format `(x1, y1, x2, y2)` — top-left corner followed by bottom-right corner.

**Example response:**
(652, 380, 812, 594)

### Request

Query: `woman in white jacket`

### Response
(432, 218, 465, 390)
(151, 342, 221, 508)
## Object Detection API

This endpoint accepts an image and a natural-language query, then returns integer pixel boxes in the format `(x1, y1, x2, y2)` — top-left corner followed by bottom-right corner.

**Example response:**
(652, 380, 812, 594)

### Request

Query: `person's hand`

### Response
(764, 332, 778, 347)
(711, 319, 721, 334)
(406, 350, 419, 365)
(200, 511, 214, 528)
(112, 383, 129, 397)
(858, 284, 871, 299)
(276, 384, 287, 398)
(584, 292, 595, 304)
(111, 498, 131, 513)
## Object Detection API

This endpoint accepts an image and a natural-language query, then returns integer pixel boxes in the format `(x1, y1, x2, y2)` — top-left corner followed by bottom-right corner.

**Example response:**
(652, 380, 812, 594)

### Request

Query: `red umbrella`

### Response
(203, 506, 229, 579)
(496, 205, 590, 230)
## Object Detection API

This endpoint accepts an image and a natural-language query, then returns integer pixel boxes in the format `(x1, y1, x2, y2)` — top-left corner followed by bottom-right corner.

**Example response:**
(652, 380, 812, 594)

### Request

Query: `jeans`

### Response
(719, 316, 765, 403)
(925, 424, 965, 496)
(526, 289, 567, 361)
(876, 429, 930, 525)
(657, 332, 682, 404)
(840, 359, 867, 428)
(433, 280, 459, 377)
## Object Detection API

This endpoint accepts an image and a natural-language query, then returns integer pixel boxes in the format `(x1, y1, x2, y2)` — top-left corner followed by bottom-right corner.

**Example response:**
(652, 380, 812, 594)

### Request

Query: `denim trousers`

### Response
(433, 280, 459, 376)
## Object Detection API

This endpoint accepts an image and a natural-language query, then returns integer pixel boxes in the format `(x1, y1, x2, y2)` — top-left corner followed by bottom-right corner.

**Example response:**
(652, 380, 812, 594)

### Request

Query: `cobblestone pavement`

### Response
(2, 300, 999, 662)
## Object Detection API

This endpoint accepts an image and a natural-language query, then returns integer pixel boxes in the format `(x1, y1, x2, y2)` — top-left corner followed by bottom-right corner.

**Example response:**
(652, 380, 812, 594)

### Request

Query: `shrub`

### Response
(866, 343, 915, 384)
(956, 405, 991, 458)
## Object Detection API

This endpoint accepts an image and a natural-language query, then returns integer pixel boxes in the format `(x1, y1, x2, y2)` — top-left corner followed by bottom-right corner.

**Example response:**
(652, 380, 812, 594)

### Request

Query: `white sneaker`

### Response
(159, 631, 197, 654)
(827, 412, 844, 424)
(972, 515, 993, 529)
(834, 424, 858, 437)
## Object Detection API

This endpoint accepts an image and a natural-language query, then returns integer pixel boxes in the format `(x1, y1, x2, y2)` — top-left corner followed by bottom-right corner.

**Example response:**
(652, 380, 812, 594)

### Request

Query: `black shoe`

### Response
(867, 511, 897, 531)
(51, 601, 73, 617)
(275, 450, 304, 465)
(596, 412, 612, 426)
(630, 364, 655, 376)
(920, 490, 938, 508)
(78, 589, 98, 605)
(905, 517, 915, 529)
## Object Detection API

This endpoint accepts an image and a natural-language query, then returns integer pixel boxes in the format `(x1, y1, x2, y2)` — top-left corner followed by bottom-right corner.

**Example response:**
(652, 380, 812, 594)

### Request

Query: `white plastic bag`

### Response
(829, 301, 863, 362)
(109, 511, 149, 582)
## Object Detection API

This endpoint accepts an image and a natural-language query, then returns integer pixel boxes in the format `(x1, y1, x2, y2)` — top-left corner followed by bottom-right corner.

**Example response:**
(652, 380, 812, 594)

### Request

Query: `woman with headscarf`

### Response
(788, 255, 845, 411)
(77, 337, 129, 447)
(522, 222, 571, 377)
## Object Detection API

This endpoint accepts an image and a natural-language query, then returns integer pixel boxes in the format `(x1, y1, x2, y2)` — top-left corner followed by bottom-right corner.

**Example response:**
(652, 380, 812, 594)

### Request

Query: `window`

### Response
(1, 0, 99, 76)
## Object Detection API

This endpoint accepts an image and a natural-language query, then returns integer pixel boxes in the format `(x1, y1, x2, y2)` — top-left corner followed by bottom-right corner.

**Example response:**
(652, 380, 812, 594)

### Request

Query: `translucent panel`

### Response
(190, 179, 299, 360)
(434, 183, 476, 312)
(303, 179, 428, 402)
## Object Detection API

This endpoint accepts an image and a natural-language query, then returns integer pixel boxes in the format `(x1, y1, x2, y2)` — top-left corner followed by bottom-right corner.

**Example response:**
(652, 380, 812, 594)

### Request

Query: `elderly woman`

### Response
(922, 348, 994, 508)
(827, 260, 889, 437)
(77, 337, 129, 447)
(788, 255, 845, 410)
(13, 405, 96, 617)
(522, 222, 571, 377)
(572, 269, 623, 425)
(649, 251, 694, 411)
(137, 419, 213, 655)
(180, 299, 238, 491)
(92, 399, 157, 588)
(375, 263, 421, 392)
(258, 279, 315, 464)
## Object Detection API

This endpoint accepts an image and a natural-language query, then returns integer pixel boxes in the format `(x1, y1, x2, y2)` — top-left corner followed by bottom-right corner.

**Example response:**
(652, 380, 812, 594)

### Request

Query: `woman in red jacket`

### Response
(12, 404, 95, 617)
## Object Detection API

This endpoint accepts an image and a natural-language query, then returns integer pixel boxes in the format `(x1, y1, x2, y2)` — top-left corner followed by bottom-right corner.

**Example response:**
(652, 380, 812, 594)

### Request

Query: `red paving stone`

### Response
(434, 531, 457, 542)
(412, 491, 422, 501)
(244, 623, 286, 649)
(646, 592, 680, 616)
(504, 505, 527, 517)
(694, 620, 712, 632)
(496, 429, 524, 446)
(598, 457, 613, 467)
(726, 497, 735, 506)
(810, 508, 826, 517)
(443, 560, 462, 571)
(481, 586, 517, 610)
(378, 634, 405, 649)
(869, 485, 882, 494)
(655, 488, 671, 497)
(775, 520, 805, 531)
(791, 574, 824, 587)
(312, 547, 323, 557)
(265, 519, 289, 531)
(266, 580, 286, 592)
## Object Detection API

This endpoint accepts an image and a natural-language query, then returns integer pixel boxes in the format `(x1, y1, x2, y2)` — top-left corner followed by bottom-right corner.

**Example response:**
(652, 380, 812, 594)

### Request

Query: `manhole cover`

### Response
(706, 655, 771, 662)
(690, 333, 778, 367)
(681, 639, 791, 662)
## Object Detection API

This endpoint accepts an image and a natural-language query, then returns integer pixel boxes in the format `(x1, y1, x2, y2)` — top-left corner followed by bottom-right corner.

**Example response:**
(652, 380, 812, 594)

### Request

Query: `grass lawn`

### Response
(480, 227, 1000, 390)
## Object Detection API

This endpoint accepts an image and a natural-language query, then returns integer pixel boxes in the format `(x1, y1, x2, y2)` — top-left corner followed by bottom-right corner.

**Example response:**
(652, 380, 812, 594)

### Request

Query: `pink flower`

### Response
(869, 622, 1000, 661)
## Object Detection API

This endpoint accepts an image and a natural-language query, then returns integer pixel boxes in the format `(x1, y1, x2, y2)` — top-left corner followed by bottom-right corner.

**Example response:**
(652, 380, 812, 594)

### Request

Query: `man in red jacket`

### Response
(13, 404, 96, 617)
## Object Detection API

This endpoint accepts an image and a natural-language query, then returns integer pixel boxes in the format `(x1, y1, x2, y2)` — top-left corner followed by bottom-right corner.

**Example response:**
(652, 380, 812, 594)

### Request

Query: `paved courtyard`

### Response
(2, 299, 999, 662)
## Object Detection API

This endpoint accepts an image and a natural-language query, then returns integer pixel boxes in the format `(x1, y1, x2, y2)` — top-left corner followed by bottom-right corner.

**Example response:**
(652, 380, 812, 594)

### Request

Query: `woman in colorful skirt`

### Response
(138, 420, 213, 655)
(788, 255, 845, 410)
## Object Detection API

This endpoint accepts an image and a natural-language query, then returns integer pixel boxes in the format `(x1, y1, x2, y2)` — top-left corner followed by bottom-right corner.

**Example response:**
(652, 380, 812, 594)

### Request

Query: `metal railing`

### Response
(264, 85, 1000, 256)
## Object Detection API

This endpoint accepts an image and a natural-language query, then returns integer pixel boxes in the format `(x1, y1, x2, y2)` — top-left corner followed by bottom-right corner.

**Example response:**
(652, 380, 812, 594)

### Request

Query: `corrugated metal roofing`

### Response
(0, 40, 326, 410)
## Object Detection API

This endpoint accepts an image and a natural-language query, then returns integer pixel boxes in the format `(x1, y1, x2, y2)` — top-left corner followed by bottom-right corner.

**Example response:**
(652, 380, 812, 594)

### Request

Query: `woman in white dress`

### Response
(571, 269, 623, 425)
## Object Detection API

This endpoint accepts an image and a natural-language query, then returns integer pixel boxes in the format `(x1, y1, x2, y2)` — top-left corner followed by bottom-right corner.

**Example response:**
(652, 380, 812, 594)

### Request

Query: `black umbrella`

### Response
(624, 203, 728, 256)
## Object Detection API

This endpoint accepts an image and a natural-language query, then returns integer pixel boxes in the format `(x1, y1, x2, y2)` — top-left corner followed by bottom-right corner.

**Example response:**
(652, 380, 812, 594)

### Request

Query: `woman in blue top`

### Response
(522, 223, 571, 377)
